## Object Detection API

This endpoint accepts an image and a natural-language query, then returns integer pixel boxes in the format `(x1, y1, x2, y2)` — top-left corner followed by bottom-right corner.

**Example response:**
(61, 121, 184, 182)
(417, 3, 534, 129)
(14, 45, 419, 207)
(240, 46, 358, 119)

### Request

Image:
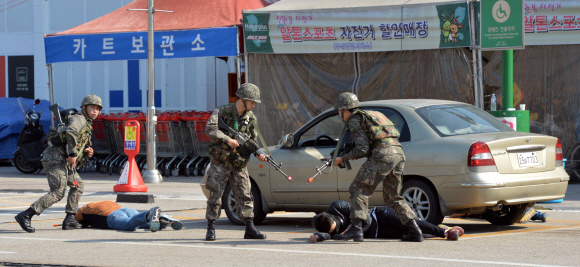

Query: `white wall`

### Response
(1, 0, 231, 114)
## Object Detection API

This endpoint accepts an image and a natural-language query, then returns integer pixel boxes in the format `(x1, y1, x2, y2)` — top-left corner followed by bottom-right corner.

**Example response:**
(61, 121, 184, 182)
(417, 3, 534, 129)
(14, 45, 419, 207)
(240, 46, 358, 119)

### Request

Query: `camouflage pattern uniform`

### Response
(30, 96, 97, 215)
(337, 94, 417, 225)
(204, 83, 261, 221)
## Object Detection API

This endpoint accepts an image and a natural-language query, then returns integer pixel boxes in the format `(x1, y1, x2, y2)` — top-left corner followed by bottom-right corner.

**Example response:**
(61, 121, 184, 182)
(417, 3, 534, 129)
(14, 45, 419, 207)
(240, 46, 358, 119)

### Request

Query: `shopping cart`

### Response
(184, 112, 211, 176)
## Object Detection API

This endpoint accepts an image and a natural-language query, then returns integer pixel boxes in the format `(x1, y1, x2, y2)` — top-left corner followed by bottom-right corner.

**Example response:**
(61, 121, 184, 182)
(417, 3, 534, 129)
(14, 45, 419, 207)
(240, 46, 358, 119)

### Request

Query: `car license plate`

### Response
(517, 152, 539, 167)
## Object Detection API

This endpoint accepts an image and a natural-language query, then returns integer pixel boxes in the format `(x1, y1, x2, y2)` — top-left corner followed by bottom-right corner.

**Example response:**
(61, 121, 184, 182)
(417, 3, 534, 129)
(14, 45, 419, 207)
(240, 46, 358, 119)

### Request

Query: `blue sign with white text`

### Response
(125, 140, 136, 150)
(44, 28, 237, 63)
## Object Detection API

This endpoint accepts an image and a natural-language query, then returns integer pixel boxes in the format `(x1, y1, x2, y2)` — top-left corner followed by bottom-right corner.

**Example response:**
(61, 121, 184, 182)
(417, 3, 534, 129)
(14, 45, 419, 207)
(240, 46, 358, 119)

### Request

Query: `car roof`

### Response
(359, 99, 470, 109)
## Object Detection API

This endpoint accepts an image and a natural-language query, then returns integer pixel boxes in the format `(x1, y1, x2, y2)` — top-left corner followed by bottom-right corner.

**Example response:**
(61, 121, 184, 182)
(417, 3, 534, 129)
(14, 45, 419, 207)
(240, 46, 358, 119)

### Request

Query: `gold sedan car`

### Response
(201, 99, 569, 226)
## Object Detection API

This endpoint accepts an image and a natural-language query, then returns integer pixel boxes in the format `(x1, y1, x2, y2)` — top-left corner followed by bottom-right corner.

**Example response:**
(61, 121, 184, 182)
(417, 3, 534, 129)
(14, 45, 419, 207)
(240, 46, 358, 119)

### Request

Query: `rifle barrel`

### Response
(307, 161, 330, 183)
(267, 158, 292, 182)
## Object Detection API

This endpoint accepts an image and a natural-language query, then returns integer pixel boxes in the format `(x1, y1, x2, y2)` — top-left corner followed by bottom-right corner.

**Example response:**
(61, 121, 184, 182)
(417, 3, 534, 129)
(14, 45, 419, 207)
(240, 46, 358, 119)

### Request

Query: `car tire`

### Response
(223, 181, 267, 226)
(482, 204, 528, 225)
(567, 144, 580, 183)
(402, 179, 444, 225)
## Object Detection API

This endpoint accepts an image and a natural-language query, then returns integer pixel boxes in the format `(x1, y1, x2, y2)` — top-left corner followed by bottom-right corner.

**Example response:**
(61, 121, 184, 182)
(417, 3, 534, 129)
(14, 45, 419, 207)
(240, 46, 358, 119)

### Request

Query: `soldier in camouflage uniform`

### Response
(331, 92, 423, 242)
(15, 95, 102, 233)
(204, 83, 268, 241)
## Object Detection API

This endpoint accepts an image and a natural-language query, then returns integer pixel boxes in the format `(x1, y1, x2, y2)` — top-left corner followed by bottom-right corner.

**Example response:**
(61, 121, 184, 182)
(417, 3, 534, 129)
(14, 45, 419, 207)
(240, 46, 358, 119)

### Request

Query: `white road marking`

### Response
(0, 236, 572, 267)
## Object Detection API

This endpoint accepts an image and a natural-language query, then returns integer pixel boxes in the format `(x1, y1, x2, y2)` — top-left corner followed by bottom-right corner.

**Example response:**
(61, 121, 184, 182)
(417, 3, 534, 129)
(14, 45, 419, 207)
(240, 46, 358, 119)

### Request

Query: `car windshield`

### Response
(416, 104, 513, 136)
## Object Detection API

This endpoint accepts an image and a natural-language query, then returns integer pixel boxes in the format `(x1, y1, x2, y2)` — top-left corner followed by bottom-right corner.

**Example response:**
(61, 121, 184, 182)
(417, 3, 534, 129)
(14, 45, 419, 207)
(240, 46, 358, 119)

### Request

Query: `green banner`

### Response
(481, 0, 524, 49)
(436, 3, 471, 48)
(243, 13, 273, 53)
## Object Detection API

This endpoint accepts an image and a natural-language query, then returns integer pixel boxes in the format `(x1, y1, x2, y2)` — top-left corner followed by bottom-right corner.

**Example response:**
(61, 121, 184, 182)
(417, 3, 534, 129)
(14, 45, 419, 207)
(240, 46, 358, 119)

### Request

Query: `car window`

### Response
(298, 114, 343, 147)
(416, 104, 514, 137)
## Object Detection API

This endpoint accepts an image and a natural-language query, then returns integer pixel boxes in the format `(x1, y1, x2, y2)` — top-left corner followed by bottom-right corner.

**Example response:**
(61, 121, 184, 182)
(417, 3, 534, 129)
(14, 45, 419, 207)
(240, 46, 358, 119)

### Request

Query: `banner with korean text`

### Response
(243, 2, 471, 54)
(44, 27, 237, 63)
(524, 0, 580, 46)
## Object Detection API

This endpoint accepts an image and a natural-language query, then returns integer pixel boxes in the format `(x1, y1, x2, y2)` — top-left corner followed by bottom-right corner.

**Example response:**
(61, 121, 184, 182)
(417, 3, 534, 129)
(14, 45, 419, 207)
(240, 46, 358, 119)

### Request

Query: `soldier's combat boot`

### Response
(15, 207, 36, 233)
(62, 213, 82, 230)
(401, 219, 424, 242)
(333, 219, 364, 242)
(206, 220, 216, 241)
(244, 218, 266, 239)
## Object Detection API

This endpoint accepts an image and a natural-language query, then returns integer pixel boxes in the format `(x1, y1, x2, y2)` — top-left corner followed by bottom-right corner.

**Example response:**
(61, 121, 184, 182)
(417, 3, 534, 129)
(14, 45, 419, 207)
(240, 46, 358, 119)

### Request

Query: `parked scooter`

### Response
(13, 98, 47, 174)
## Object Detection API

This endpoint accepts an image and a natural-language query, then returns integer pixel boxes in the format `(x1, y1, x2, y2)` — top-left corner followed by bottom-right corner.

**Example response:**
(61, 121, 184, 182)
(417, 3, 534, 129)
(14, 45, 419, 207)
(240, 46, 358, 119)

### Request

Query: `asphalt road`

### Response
(0, 166, 579, 267)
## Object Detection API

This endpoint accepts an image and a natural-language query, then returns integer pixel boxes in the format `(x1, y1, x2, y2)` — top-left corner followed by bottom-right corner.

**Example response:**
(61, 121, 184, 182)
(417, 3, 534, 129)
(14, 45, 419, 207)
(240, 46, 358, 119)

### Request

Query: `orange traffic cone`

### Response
(114, 157, 147, 192)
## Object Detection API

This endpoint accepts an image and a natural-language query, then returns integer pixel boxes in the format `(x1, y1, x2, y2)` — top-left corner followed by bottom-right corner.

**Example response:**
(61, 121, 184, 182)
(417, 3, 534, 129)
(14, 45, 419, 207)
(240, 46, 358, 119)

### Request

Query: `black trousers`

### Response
(371, 207, 446, 239)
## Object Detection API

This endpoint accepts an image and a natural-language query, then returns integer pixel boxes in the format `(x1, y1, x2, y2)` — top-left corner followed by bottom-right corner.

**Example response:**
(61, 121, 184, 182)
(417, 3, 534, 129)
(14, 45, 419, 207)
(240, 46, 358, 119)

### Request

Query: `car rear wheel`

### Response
(482, 204, 528, 225)
(402, 180, 444, 225)
(567, 144, 580, 183)
(223, 181, 267, 226)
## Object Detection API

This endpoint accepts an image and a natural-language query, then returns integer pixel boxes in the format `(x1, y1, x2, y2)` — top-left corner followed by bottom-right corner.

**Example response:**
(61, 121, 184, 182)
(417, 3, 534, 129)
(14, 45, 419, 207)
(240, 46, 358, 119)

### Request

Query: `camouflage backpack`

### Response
(355, 110, 401, 147)
(47, 111, 92, 167)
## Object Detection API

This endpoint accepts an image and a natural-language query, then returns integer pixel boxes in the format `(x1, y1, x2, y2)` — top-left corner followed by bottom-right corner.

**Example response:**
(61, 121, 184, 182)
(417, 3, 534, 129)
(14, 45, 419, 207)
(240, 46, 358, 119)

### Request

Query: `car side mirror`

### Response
(282, 133, 294, 147)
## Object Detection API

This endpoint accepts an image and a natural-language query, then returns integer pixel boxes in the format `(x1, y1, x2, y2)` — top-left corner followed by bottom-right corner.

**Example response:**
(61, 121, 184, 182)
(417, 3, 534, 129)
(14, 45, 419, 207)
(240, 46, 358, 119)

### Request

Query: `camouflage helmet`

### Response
(236, 83, 261, 103)
(334, 92, 360, 110)
(81, 94, 103, 109)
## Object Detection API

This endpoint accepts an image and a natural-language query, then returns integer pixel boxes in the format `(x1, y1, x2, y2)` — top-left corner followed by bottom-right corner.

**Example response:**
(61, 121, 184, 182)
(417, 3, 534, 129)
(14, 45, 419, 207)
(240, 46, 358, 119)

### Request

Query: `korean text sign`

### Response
(243, 2, 471, 54)
(44, 28, 237, 63)
(523, 0, 580, 46)
(480, 0, 525, 49)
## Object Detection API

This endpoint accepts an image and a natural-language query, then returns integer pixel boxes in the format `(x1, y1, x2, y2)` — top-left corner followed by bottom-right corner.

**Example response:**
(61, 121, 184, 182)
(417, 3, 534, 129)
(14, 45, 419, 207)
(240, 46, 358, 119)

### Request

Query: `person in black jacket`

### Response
(309, 200, 463, 242)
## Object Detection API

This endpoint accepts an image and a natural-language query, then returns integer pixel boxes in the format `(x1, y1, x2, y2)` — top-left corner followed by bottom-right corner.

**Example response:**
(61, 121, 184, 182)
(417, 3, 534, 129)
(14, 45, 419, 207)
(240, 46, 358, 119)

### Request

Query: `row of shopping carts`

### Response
(81, 110, 212, 177)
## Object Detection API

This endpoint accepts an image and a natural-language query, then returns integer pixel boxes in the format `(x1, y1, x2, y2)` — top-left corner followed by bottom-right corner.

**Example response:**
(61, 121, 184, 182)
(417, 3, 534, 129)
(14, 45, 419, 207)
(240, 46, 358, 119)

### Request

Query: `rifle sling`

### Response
(250, 119, 271, 157)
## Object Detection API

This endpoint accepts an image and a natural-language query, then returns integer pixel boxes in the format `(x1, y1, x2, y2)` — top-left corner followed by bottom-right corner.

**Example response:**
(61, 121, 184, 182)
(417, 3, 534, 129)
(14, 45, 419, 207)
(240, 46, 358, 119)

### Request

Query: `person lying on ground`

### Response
(74, 201, 182, 232)
(309, 200, 463, 242)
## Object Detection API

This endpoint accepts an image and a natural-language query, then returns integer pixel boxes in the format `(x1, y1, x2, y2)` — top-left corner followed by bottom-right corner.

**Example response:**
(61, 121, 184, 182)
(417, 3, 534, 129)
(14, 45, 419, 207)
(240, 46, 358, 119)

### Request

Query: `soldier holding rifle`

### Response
(330, 92, 423, 242)
(15, 95, 102, 233)
(203, 83, 269, 241)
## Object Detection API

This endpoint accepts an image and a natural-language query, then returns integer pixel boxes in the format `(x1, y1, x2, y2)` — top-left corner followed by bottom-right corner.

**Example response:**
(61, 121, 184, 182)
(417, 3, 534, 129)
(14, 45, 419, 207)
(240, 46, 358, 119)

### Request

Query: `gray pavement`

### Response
(0, 166, 579, 267)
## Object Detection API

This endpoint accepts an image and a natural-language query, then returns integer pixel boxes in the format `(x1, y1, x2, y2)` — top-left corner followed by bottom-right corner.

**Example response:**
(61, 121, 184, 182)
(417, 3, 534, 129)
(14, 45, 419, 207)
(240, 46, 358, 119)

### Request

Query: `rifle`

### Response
(307, 142, 354, 183)
(49, 103, 79, 187)
(49, 103, 66, 134)
(218, 119, 292, 182)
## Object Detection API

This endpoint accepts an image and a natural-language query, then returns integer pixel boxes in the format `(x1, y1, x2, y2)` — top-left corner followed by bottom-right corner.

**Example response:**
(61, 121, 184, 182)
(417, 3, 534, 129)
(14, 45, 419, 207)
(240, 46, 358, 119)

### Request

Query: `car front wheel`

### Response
(402, 180, 444, 225)
(223, 181, 267, 225)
